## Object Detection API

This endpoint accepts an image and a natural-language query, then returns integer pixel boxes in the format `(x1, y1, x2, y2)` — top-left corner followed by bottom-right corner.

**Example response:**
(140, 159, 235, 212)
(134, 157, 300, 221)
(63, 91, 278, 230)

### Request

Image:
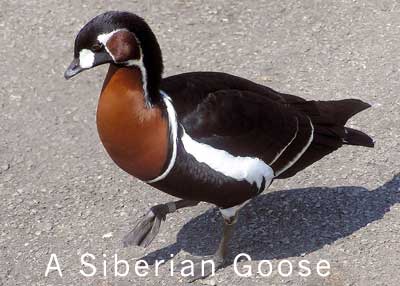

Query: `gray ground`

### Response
(1, 0, 399, 285)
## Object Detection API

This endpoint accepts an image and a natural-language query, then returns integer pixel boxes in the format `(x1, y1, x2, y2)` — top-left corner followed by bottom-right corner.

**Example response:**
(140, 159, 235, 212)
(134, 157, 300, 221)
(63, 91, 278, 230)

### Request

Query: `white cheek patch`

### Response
(79, 49, 95, 68)
(181, 130, 274, 190)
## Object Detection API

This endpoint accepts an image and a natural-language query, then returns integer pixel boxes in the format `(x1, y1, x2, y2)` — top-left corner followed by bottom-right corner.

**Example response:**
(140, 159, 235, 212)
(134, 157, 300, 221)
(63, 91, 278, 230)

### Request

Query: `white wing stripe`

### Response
(275, 117, 314, 177)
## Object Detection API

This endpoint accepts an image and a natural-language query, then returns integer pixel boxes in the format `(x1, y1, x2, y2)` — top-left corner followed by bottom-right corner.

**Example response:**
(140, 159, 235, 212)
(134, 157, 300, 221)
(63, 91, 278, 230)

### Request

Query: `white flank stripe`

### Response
(181, 130, 274, 189)
(146, 91, 178, 183)
(275, 117, 314, 176)
(269, 117, 299, 165)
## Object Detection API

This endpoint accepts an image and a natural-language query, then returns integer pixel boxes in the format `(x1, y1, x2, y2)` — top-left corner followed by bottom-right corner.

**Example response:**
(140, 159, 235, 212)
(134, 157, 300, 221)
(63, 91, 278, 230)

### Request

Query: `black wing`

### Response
(178, 88, 313, 177)
(161, 71, 372, 178)
(160, 71, 306, 117)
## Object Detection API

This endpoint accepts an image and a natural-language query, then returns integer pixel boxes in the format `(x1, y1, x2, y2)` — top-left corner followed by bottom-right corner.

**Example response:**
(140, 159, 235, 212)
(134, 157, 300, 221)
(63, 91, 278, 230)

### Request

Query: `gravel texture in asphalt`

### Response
(1, 0, 399, 285)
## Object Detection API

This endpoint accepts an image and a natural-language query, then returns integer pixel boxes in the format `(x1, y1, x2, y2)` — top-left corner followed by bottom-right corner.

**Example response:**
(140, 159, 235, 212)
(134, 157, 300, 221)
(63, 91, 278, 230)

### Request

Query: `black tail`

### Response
(277, 98, 374, 178)
(291, 98, 374, 148)
(343, 127, 374, 148)
(315, 99, 371, 125)
(291, 98, 371, 125)
(316, 98, 374, 148)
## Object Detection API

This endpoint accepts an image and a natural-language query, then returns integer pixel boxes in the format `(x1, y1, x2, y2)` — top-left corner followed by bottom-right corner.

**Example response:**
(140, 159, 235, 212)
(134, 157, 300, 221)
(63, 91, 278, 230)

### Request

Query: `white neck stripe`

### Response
(146, 91, 178, 183)
(125, 57, 150, 106)
(97, 29, 150, 105)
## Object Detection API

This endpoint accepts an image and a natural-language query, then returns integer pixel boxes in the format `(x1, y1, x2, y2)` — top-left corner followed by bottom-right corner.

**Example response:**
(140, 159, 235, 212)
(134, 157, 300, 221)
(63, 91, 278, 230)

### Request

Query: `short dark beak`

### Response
(64, 58, 84, 79)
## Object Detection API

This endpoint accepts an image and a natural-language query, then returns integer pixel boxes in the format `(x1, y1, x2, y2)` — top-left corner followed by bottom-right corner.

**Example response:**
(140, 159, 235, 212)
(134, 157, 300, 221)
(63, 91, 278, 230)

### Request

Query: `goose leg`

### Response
(177, 213, 238, 282)
(123, 199, 199, 248)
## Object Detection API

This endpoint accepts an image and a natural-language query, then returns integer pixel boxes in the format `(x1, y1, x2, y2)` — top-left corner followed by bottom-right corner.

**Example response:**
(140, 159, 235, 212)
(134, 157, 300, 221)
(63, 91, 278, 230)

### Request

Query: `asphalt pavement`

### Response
(1, 0, 399, 285)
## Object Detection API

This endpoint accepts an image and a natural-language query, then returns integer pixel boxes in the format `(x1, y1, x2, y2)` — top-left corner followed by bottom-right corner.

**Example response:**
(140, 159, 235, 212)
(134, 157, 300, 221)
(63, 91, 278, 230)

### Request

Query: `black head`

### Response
(64, 11, 163, 101)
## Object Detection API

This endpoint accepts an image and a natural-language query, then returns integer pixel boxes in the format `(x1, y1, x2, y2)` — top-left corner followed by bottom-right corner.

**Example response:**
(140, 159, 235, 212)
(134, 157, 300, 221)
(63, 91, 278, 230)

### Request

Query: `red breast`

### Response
(96, 64, 169, 181)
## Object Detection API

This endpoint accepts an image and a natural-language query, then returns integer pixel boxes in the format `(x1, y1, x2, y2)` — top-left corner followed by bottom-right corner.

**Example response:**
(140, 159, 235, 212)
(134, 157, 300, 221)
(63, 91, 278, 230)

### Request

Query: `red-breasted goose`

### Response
(64, 11, 374, 281)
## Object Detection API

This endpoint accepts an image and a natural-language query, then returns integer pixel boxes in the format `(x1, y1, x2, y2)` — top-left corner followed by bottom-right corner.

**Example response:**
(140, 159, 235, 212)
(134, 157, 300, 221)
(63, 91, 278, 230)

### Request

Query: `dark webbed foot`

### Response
(175, 254, 225, 282)
(123, 204, 169, 247)
(123, 200, 199, 248)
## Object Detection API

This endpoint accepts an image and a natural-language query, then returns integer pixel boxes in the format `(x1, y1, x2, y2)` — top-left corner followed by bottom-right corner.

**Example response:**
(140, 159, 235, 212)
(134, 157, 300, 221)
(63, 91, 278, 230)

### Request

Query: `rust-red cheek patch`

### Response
(107, 30, 141, 62)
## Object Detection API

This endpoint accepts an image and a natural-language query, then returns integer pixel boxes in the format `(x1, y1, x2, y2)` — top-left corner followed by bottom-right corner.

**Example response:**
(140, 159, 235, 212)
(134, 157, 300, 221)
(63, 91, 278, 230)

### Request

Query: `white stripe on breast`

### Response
(269, 117, 299, 165)
(275, 117, 314, 177)
(146, 91, 178, 183)
(181, 130, 274, 189)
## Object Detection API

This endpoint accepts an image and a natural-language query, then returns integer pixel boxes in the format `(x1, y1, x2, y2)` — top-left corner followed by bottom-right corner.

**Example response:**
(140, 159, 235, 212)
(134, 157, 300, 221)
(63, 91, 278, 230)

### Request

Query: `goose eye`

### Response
(91, 42, 103, 52)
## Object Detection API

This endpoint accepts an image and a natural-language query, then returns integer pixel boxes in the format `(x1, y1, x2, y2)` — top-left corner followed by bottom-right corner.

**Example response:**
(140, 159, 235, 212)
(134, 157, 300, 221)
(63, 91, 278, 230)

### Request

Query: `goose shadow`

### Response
(140, 173, 400, 264)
